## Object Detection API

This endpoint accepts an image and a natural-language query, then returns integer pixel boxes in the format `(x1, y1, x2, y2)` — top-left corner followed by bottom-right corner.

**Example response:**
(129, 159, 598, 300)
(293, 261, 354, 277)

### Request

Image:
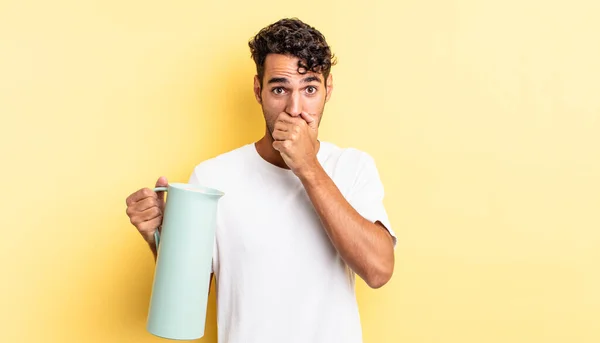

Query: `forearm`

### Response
(299, 165, 395, 288)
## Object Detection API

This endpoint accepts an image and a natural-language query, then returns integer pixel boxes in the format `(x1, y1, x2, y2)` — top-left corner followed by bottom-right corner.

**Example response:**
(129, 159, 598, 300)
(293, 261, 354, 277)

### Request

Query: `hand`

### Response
(125, 176, 168, 247)
(272, 112, 319, 177)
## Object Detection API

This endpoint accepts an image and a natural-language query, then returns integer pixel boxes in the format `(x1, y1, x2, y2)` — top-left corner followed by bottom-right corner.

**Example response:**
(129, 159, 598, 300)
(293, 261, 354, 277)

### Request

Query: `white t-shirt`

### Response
(188, 141, 396, 343)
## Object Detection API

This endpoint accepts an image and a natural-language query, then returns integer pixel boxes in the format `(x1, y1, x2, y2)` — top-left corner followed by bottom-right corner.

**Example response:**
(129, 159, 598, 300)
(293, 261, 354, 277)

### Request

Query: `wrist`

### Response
(297, 160, 325, 184)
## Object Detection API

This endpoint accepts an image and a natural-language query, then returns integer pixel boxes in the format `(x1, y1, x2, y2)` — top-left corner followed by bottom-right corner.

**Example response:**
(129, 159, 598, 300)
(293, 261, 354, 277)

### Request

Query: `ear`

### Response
(253, 75, 262, 104)
(325, 73, 333, 103)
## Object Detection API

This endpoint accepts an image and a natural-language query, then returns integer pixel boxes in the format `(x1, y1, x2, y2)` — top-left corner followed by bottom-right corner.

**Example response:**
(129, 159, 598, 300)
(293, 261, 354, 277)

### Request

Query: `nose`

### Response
(285, 91, 302, 117)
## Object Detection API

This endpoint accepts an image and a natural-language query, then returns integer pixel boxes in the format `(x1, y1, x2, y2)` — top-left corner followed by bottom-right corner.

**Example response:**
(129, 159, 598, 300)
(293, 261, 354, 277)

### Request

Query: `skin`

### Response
(125, 53, 395, 289)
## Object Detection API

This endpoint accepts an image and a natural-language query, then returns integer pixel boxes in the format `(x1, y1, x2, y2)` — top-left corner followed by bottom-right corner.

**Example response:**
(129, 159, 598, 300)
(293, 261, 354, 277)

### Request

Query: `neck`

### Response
(255, 134, 288, 169)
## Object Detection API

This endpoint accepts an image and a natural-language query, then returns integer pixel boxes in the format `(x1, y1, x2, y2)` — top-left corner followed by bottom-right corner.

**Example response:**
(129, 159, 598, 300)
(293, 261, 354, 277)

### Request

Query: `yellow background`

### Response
(1, 1, 599, 342)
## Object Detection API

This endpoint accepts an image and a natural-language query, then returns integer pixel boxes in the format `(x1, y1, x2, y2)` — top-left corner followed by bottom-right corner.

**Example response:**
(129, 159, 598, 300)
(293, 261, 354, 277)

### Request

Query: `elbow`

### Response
(365, 257, 394, 289)
(366, 269, 393, 289)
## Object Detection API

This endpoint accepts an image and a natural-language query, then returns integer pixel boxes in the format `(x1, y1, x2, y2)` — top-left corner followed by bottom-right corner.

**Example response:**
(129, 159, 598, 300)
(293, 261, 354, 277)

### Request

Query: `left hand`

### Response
(272, 111, 319, 177)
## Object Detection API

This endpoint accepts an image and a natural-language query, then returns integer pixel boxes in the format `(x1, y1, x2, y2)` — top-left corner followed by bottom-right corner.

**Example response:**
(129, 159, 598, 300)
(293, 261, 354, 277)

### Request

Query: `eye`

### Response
(306, 86, 317, 94)
(272, 87, 286, 95)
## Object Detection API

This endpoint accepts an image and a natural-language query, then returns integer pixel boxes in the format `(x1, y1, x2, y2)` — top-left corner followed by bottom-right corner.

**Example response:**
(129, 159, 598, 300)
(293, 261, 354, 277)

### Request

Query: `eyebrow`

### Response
(267, 77, 289, 84)
(267, 76, 323, 85)
(301, 76, 322, 84)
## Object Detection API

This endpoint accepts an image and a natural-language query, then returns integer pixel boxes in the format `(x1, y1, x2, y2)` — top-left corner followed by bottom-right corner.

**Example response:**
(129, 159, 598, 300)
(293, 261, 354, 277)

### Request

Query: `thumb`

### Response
(155, 176, 168, 203)
(300, 112, 318, 130)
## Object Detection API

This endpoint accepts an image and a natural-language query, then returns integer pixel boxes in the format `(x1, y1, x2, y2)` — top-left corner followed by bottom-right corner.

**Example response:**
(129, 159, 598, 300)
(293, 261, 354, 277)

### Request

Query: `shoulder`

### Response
(190, 143, 254, 180)
(319, 141, 382, 192)
(321, 141, 377, 168)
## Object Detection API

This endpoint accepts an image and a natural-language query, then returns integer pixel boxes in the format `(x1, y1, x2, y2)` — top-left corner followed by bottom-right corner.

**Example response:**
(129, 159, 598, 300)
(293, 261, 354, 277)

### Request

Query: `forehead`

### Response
(263, 53, 322, 81)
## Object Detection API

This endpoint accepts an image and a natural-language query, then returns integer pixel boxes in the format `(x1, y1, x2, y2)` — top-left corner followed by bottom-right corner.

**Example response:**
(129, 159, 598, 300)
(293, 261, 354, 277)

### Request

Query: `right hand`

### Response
(125, 176, 168, 247)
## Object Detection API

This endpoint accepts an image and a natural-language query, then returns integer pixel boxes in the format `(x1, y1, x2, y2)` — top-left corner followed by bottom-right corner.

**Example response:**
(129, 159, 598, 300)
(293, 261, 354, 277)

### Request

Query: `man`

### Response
(125, 18, 396, 343)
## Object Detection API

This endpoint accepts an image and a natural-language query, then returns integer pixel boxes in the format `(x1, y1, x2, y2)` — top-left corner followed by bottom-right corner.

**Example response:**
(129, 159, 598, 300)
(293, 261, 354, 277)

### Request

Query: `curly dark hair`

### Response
(248, 18, 337, 86)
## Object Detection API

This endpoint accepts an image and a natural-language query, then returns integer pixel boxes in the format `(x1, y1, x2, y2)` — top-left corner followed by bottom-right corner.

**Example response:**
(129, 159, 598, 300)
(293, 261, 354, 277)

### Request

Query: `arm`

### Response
(272, 112, 395, 288)
(299, 165, 395, 288)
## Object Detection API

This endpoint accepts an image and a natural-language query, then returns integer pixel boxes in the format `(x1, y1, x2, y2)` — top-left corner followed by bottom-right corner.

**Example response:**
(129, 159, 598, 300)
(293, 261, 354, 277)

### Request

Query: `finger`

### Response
(130, 197, 159, 213)
(155, 176, 168, 203)
(272, 129, 291, 141)
(276, 112, 300, 124)
(130, 206, 162, 226)
(275, 119, 301, 133)
(274, 121, 290, 132)
(272, 139, 292, 151)
(126, 187, 157, 206)
(137, 217, 163, 236)
(126, 198, 159, 222)
(300, 112, 317, 129)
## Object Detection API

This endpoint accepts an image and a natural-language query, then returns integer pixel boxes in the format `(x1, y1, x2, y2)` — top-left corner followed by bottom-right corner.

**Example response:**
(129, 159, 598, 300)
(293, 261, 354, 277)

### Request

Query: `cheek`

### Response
(260, 99, 282, 125)
(305, 95, 326, 112)
(261, 94, 285, 110)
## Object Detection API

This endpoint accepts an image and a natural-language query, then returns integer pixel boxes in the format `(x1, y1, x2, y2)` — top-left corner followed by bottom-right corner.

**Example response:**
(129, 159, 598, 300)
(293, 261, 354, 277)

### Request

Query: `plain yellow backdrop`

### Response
(1, 0, 599, 342)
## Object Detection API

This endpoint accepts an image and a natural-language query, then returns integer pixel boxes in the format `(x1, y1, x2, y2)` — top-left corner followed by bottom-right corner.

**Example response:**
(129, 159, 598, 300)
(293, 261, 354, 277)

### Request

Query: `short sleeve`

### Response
(347, 152, 397, 248)
(188, 168, 219, 274)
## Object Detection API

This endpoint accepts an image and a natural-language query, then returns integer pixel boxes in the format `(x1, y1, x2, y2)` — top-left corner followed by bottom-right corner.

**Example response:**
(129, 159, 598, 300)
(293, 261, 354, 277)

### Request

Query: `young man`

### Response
(125, 18, 396, 343)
